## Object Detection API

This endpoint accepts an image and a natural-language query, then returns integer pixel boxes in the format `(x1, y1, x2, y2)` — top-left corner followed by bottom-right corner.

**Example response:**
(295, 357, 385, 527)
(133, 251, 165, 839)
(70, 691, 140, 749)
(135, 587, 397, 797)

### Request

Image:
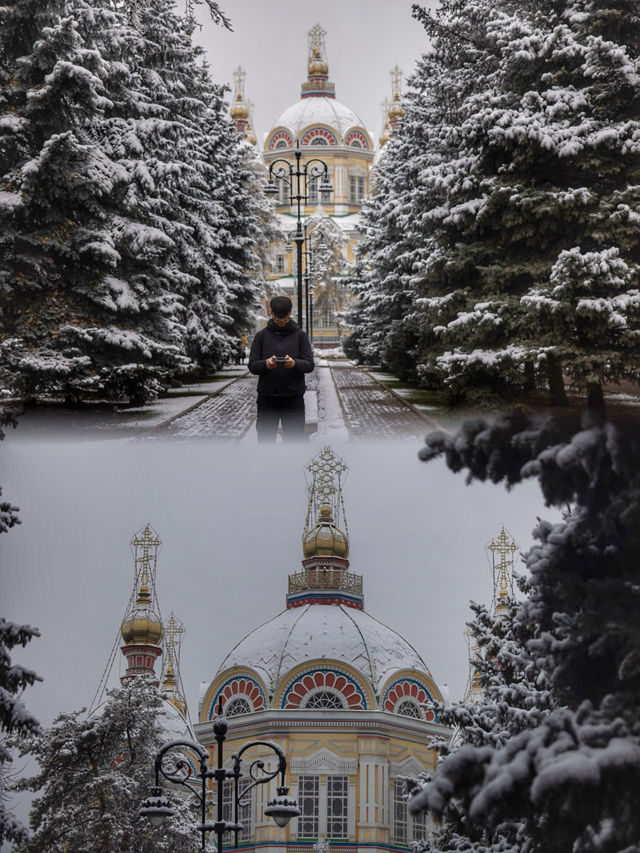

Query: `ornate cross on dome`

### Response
(304, 446, 348, 537)
(308, 23, 328, 62)
(487, 527, 518, 611)
(233, 66, 246, 103)
(131, 524, 162, 604)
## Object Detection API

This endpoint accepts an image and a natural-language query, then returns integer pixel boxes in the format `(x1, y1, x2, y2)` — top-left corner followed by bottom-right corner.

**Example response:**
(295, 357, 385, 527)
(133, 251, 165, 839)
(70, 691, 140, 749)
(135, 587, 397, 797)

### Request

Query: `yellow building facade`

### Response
(196, 449, 450, 852)
(232, 26, 387, 344)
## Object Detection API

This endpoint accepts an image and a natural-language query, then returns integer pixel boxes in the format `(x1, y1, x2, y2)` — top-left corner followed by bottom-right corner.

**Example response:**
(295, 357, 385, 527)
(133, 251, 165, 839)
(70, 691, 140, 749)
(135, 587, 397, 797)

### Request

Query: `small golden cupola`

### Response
(388, 66, 405, 132)
(230, 67, 251, 138)
(287, 447, 363, 610)
(302, 504, 349, 559)
(120, 525, 164, 682)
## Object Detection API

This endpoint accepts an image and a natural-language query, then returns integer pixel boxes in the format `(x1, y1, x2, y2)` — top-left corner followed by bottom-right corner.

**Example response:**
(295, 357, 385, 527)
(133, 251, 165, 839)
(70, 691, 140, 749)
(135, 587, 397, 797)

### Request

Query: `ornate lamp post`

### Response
(140, 702, 300, 851)
(265, 139, 332, 328)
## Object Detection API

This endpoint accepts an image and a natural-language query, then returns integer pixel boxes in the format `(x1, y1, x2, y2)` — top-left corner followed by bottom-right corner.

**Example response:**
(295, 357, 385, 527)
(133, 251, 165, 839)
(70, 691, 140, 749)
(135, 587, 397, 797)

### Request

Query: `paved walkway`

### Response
(153, 362, 437, 440)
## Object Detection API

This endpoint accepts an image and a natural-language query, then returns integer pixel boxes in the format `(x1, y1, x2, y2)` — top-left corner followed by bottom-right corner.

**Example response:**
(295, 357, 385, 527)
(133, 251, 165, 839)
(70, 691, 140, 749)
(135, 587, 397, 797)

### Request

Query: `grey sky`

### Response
(3, 436, 555, 727)
(193, 0, 438, 147)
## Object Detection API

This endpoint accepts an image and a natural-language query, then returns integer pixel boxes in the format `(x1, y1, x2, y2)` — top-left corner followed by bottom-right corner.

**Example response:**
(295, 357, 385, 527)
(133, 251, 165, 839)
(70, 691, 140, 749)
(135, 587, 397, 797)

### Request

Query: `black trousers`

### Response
(256, 395, 306, 442)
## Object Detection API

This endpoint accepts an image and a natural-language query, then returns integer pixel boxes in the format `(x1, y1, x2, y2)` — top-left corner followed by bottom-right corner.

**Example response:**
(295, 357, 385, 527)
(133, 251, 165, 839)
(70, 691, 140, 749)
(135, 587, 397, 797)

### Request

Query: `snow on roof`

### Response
(270, 97, 368, 141)
(216, 603, 433, 694)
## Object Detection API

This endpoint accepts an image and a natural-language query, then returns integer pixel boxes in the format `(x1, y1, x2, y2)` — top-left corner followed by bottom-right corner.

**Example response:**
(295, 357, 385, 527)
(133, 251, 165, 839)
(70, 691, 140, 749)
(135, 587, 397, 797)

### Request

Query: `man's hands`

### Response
(267, 355, 295, 369)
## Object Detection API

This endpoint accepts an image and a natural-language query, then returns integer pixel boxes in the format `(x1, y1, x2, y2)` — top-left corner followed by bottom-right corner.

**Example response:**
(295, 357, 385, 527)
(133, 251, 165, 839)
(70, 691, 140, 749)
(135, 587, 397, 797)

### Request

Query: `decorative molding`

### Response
(289, 748, 358, 774)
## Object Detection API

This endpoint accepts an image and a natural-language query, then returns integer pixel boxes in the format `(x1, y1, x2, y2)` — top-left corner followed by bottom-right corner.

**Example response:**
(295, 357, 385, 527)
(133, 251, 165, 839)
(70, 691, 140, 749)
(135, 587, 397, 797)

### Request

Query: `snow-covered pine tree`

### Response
(0, 0, 190, 403)
(414, 0, 640, 410)
(16, 678, 200, 853)
(1, 0, 267, 403)
(415, 414, 640, 852)
(0, 409, 41, 847)
(101, 0, 267, 374)
(408, 590, 555, 853)
(346, 0, 504, 386)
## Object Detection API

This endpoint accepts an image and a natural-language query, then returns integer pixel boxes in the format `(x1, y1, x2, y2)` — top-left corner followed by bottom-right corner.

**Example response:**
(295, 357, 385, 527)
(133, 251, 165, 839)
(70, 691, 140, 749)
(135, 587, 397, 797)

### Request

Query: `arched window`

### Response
(275, 139, 288, 149)
(304, 690, 346, 709)
(226, 697, 251, 717)
(350, 140, 362, 148)
(310, 136, 329, 145)
(396, 700, 422, 719)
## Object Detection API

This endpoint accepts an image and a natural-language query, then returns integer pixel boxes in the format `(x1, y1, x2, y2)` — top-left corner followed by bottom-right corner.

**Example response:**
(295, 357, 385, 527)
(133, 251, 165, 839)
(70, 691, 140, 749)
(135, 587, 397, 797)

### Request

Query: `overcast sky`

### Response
(3, 436, 557, 724)
(193, 0, 438, 146)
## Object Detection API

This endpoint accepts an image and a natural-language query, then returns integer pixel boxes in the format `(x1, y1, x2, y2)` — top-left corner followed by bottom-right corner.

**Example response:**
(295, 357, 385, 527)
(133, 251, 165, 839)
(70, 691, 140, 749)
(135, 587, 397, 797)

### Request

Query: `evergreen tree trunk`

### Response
(523, 360, 536, 394)
(546, 355, 568, 406)
(586, 381, 606, 422)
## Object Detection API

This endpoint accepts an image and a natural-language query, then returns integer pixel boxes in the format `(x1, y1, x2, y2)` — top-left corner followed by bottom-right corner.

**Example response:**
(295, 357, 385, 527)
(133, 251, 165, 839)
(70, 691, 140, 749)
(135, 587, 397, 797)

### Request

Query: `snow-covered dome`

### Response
(216, 601, 431, 695)
(264, 24, 372, 152)
(269, 97, 367, 145)
(200, 449, 442, 724)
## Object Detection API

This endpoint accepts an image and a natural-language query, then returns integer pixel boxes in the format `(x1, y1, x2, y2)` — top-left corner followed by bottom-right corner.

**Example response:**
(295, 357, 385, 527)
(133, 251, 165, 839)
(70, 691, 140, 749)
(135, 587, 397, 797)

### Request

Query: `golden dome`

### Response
(230, 99, 249, 122)
(302, 505, 349, 559)
(121, 586, 162, 645)
(389, 96, 404, 122)
(308, 47, 328, 77)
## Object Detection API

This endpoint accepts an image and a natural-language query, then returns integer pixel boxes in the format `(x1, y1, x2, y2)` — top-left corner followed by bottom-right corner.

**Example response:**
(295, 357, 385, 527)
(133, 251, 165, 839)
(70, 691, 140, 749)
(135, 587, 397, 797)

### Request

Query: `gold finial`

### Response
(302, 24, 335, 98)
(388, 66, 404, 129)
(162, 613, 188, 714)
(230, 66, 250, 126)
(120, 525, 163, 674)
(302, 448, 349, 559)
(487, 527, 518, 612)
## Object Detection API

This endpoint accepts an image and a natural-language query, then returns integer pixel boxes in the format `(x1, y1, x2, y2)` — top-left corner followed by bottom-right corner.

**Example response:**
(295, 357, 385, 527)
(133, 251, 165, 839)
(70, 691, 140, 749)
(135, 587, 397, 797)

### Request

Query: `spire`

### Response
(288, 447, 363, 610)
(388, 66, 404, 133)
(230, 66, 251, 137)
(487, 527, 518, 613)
(120, 524, 164, 684)
(301, 24, 335, 99)
(463, 528, 519, 704)
(161, 612, 188, 715)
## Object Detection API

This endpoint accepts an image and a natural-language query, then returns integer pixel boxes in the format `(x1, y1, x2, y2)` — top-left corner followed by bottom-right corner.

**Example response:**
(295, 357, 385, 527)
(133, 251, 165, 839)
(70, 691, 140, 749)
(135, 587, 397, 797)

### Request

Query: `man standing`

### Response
(249, 296, 315, 442)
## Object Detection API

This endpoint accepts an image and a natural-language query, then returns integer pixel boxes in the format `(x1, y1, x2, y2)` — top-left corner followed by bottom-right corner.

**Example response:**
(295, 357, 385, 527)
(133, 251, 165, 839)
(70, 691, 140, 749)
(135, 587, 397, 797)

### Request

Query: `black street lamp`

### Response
(265, 139, 332, 328)
(140, 702, 300, 851)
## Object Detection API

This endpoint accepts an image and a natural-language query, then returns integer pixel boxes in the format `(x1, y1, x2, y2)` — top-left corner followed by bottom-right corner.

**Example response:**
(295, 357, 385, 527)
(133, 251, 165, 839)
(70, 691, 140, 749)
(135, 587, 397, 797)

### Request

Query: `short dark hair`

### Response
(270, 296, 292, 318)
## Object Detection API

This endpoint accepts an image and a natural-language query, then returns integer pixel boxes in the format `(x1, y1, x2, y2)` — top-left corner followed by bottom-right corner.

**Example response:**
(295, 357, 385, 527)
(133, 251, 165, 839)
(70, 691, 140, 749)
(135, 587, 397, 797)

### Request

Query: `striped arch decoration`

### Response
(344, 130, 369, 149)
(300, 127, 338, 146)
(209, 674, 267, 720)
(281, 668, 367, 710)
(269, 130, 294, 150)
(382, 678, 436, 722)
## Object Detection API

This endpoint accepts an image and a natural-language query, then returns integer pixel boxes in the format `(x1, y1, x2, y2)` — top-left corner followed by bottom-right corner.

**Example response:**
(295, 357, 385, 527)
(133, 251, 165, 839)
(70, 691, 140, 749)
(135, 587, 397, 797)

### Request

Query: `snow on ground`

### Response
(310, 360, 350, 442)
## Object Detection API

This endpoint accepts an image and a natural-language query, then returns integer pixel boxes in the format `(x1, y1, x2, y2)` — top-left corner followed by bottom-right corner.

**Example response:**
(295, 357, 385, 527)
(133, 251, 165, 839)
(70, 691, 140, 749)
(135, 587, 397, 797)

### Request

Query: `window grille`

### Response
(304, 690, 345, 710)
(298, 775, 320, 837)
(326, 775, 348, 838)
(222, 778, 251, 841)
(394, 779, 407, 843)
(396, 700, 421, 719)
(226, 697, 251, 717)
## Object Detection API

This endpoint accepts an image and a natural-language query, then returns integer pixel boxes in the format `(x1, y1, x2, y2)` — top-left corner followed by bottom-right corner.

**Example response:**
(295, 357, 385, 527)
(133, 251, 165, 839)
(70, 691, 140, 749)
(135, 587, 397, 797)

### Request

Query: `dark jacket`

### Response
(248, 319, 314, 397)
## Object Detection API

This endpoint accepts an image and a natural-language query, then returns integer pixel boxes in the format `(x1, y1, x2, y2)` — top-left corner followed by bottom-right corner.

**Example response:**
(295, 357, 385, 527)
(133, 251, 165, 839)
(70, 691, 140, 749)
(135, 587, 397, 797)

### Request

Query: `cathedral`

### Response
(196, 447, 448, 850)
(108, 443, 521, 851)
(229, 26, 404, 344)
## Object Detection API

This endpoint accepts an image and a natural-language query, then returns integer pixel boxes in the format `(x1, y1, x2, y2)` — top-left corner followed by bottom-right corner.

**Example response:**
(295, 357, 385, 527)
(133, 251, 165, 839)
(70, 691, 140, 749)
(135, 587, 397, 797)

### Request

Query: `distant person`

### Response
(249, 296, 314, 442)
